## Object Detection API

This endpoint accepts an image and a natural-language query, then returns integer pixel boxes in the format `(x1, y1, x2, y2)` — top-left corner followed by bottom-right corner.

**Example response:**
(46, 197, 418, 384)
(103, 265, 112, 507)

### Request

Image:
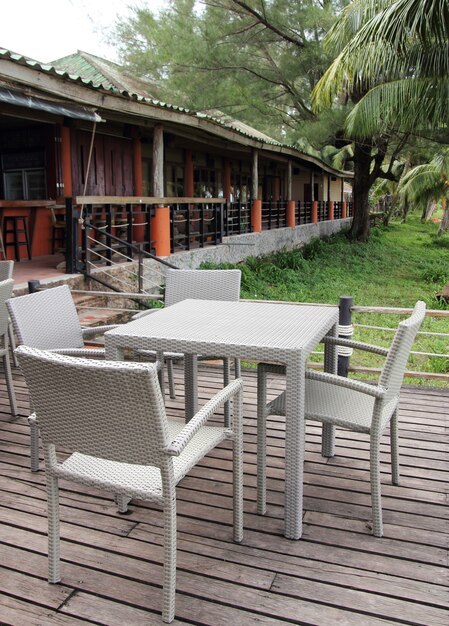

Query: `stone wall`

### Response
(144, 218, 352, 283)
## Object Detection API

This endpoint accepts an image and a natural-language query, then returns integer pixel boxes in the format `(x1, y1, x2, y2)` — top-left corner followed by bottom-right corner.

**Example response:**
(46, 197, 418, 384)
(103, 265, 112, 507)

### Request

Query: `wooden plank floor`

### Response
(0, 363, 447, 625)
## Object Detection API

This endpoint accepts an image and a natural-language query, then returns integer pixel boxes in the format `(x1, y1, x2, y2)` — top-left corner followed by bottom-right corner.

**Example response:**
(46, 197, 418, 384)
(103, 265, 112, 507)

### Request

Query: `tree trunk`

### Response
(348, 142, 372, 241)
(437, 198, 449, 235)
(422, 200, 436, 221)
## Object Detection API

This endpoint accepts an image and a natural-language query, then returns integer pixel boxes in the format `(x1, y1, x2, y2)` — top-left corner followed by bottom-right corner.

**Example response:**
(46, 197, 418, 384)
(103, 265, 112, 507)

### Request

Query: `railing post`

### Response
(342, 201, 347, 219)
(65, 197, 79, 274)
(338, 295, 353, 377)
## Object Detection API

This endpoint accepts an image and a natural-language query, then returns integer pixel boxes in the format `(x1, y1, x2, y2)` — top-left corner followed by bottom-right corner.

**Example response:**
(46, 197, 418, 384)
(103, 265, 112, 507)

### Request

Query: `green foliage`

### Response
(203, 215, 449, 385)
(113, 0, 349, 144)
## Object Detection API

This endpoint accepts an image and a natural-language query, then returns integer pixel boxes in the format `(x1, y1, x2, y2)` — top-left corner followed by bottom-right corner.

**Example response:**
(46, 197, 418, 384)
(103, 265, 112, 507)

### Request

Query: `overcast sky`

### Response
(0, 0, 164, 64)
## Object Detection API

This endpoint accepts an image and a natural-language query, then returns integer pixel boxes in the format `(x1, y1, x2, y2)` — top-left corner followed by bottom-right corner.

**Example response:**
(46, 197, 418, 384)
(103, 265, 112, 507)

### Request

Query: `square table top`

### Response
(106, 299, 338, 363)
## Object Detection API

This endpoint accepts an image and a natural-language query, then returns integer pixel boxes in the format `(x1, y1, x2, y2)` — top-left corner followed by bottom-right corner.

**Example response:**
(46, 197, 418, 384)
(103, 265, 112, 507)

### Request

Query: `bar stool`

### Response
(50, 206, 66, 254)
(3, 216, 32, 261)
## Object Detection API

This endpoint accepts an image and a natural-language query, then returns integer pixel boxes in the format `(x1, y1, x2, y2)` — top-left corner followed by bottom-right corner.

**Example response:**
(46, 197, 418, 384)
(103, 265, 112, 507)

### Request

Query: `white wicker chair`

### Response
(134, 269, 242, 410)
(16, 345, 244, 624)
(257, 301, 426, 537)
(6, 284, 118, 471)
(0, 260, 18, 366)
(0, 279, 17, 417)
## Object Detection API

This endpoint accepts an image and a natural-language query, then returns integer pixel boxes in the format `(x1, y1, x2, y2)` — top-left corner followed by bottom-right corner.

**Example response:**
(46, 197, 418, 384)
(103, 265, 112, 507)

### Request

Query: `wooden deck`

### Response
(0, 363, 448, 625)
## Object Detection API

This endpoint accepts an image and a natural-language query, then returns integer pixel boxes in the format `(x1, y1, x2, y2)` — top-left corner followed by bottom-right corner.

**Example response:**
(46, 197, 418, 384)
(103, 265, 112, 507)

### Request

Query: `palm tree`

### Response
(399, 151, 449, 235)
(313, 0, 449, 241)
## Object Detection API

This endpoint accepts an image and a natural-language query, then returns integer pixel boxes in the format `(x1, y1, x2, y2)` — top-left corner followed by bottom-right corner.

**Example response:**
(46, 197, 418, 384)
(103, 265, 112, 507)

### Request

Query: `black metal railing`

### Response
(261, 200, 287, 230)
(296, 201, 312, 225)
(65, 196, 353, 277)
(170, 200, 224, 252)
(225, 202, 252, 235)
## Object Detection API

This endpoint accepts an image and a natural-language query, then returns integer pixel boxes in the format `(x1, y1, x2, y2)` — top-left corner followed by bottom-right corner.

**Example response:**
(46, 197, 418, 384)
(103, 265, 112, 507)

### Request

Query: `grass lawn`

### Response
(203, 215, 449, 383)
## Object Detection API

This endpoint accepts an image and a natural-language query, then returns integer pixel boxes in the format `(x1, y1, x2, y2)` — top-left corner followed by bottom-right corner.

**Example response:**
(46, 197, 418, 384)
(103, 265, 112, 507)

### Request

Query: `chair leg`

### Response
(321, 423, 335, 457)
(223, 357, 231, 428)
(167, 358, 176, 399)
(3, 351, 17, 416)
(30, 419, 40, 472)
(8, 322, 18, 367)
(256, 365, 268, 515)
(233, 387, 244, 543)
(390, 408, 400, 485)
(46, 474, 61, 583)
(162, 487, 177, 623)
(370, 430, 383, 537)
(234, 358, 241, 378)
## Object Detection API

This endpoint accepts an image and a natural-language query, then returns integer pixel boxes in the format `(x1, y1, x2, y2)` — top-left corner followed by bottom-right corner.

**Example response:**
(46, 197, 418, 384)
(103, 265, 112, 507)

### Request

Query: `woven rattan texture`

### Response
(16, 345, 244, 623)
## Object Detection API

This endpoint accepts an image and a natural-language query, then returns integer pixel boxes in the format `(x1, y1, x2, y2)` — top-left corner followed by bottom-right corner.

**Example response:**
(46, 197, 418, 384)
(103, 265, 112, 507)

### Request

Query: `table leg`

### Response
(284, 356, 306, 540)
(184, 354, 198, 422)
(322, 323, 338, 457)
(105, 344, 125, 361)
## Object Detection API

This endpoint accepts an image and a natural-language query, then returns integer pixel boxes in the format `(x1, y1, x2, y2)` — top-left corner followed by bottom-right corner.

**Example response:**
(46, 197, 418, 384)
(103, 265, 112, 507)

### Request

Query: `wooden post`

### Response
(152, 125, 164, 197)
(61, 126, 72, 198)
(184, 149, 194, 196)
(132, 132, 145, 243)
(152, 125, 170, 255)
(328, 200, 334, 221)
(342, 200, 347, 218)
(287, 200, 296, 227)
(251, 149, 258, 201)
(287, 161, 292, 202)
(224, 159, 231, 201)
(251, 199, 262, 232)
(311, 200, 318, 224)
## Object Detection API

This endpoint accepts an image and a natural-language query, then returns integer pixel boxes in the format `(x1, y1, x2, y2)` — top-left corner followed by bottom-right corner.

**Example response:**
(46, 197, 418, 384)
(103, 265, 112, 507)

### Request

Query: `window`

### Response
(2, 151, 47, 200)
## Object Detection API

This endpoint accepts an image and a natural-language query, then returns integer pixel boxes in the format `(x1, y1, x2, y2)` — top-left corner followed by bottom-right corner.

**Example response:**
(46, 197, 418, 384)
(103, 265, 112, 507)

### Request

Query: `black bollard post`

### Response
(28, 280, 41, 294)
(338, 295, 353, 377)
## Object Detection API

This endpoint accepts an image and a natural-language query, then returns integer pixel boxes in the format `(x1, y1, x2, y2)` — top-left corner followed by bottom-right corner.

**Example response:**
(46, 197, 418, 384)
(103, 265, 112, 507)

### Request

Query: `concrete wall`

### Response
(144, 217, 352, 281)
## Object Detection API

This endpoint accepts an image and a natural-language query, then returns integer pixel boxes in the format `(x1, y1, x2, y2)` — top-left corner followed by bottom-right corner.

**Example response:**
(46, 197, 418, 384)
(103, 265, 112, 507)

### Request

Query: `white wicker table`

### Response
(105, 299, 338, 539)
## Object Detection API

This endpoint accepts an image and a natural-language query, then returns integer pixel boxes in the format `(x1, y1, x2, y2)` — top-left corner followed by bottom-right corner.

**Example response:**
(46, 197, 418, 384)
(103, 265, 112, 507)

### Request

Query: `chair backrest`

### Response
(6, 284, 84, 350)
(0, 279, 15, 338)
(164, 269, 241, 307)
(0, 261, 14, 282)
(380, 301, 426, 404)
(16, 346, 170, 467)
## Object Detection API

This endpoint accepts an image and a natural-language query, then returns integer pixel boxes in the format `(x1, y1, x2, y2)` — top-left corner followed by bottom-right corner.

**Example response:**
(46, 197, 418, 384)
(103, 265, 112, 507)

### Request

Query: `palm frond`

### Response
(346, 78, 449, 138)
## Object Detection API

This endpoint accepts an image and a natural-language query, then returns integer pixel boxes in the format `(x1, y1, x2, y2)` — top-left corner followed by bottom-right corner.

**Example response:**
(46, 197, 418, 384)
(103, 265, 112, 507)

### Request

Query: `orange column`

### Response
(153, 206, 171, 256)
(61, 126, 72, 198)
(328, 200, 334, 221)
(287, 200, 296, 227)
(311, 200, 318, 224)
(251, 199, 262, 232)
(342, 201, 347, 218)
(185, 150, 194, 196)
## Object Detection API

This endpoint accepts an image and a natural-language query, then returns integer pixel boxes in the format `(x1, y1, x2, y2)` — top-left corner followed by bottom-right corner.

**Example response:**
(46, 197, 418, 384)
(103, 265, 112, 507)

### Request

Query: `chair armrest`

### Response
(321, 336, 389, 357)
(165, 378, 243, 456)
(82, 325, 119, 338)
(305, 369, 386, 398)
(47, 347, 106, 358)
